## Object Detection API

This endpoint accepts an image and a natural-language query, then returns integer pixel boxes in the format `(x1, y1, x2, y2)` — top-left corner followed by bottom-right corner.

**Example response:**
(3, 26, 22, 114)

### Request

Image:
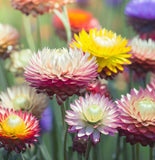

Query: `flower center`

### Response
(13, 96, 29, 110)
(1, 115, 25, 138)
(137, 99, 155, 118)
(94, 37, 115, 47)
(85, 104, 103, 123)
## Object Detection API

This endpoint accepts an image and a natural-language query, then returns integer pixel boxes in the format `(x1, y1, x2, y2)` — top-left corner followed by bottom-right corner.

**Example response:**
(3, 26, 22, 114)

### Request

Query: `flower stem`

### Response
(0, 58, 8, 91)
(114, 134, 121, 160)
(39, 143, 52, 160)
(136, 143, 139, 160)
(23, 15, 35, 51)
(123, 138, 128, 160)
(85, 138, 92, 160)
(78, 154, 83, 160)
(37, 16, 42, 49)
(60, 103, 66, 129)
(20, 152, 25, 160)
(150, 147, 153, 160)
(132, 145, 135, 160)
(53, 6, 71, 43)
(64, 127, 68, 160)
(129, 69, 133, 92)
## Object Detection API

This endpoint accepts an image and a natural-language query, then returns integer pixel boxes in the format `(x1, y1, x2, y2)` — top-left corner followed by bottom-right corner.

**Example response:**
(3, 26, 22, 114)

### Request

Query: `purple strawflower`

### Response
(40, 106, 53, 133)
(105, 0, 123, 7)
(125, 0, 155, 20)
(125, 0, 155, 35)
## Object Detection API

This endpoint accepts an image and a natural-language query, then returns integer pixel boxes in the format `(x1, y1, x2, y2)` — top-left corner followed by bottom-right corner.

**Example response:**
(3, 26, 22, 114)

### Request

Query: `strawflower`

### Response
(52, 8, 101, 40)
(24, 47, 98, 105)
(129, 37, 155, 77)
(0, 107, 40, 153)
(0, 24, 19, 59)
(65, 93, 120, 144)
(71, 28, 131, 78)
(116, 88, 155, 147)
(125, 0, 155, 39)
(0, 85, 48, 118)
(11, 0, 75, 16)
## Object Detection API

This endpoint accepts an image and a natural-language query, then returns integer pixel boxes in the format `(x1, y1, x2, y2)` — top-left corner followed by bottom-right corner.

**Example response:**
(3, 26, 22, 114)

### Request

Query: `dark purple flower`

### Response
(125, 0, 155, 20)
(40, 106, 53, 133)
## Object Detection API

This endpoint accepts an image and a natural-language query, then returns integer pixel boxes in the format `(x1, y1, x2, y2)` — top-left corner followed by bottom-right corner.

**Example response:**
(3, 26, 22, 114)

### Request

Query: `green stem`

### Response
(85, 139, 92, 160)
(132, 145, 135, 160)
(64, 127, 68, 160)
(78, 154, 83, 160)
(150, 147, 153, 160)
(60, 103, 66, 129)
(20, 153, 25, 160)
(0, 58, 8, 91)
(54, 6, 71, 43)
(23, 15, 35, 51)
(123, 138, 128, 160)
(114, 134, 121, 160)
(136, 143, 139, 160)
(39, 143, 52, 160)
(129, 69, 133, 92)
(37, 16, 42, 49)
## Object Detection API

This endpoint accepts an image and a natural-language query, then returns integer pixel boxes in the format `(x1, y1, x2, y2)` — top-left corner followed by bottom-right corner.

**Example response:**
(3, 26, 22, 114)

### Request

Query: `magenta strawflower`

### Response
(24, 48, 98, 105)
(147, 79, 155, 92)
(65, 93, 120, 144)
(116, 88, 155, 147)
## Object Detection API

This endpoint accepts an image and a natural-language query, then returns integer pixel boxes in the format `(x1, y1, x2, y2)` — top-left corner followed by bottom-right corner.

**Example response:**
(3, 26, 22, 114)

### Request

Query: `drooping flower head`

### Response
(0, 85, 49, 118)
(71, 28, 131, 78)
(39, 106, 53, 133)
(11, 0, 75, 17)
(125, 0, 155, 39)
(5, 49, 33, 75)
(52, 9, 101, 40)
(116, 88, 155, 147)
(0, 107, 40, 153)
(129, 37, 155, 78)
(66, 93, 120, 144)
(24, 47, 98, 105)
(0, 24, 19, 59)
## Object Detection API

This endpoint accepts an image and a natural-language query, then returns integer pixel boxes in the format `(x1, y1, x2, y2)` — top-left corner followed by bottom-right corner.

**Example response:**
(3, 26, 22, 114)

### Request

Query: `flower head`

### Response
(116, 88, 155, 147)
(25, 47, 98, 105)
(66, 93, 120, 144)
(71, 28, 131, 78)
(129, 37, 155, 77)
(0, 85, 48, 118)
(11, 0, 75, 16)
(52, 9, 101, 40)
(125, 0, 155, 35)
(5, 49, 33, 74)
(0, 24, 19, 59)
(0, 108, 40, 153)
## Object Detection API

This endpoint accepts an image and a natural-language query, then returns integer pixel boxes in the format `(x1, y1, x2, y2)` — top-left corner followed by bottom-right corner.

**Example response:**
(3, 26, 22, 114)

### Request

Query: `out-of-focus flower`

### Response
(86, 78, 110, 98)
(71, 28, 131, 78)
(72, 135, 88, 154)
(39, 106, 53, 133)
(140, 31, 155, 42)
(0, 108, 40, 153)
(147, 79, 155, 92)
(66, 93, 120, 144)
(0, 85, 48, 118)
(5, 49, 33, 74)
(11, 0, 75, 17)
(76, 0, 90, 7)
(125, 0, 155, 39)
(105, 0, 123, 7)
(116, 88, 155, 147)
(52, 9, 101, 41)
(129, 37, 155, 78)
(24, 48, 98, 105)
(0, 24, 19, 59)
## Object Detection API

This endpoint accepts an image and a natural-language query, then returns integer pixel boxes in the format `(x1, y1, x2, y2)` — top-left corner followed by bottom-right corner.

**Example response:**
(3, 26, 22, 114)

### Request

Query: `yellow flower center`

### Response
(0, 115, 25, 138)
(13, 96, 29, 110)
(84, 104, 103, 123)
(94, 37, 115, 48)
(137, 99, 155, 118)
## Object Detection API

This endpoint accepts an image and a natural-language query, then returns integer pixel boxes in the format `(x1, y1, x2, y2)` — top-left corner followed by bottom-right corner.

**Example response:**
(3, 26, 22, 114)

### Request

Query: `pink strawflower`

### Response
(147, 79, 155, 92)
(24, 48, 98, 105)
(65, 93, 120, 144)
(116, 88, 155, 147)
(11, 0, 75, 17)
